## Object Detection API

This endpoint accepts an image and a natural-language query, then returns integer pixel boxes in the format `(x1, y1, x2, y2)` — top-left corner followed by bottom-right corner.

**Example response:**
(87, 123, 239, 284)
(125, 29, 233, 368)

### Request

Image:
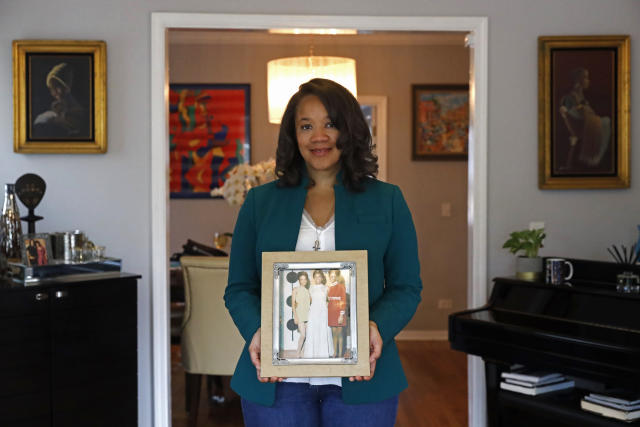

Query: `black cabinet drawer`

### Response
(51, 279, 136, 311)
(0, 303, 50, 398)
(0, 289, 49, 318)
(0, 340, 49, 397)
(0, 392, 50, 427)
(52, 375, 137, 427)
(0, 275, 138, 427)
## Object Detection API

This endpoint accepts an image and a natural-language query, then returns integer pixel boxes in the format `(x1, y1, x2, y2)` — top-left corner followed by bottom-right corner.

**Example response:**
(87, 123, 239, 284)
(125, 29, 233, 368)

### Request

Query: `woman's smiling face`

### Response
(295, 95, 341, 175)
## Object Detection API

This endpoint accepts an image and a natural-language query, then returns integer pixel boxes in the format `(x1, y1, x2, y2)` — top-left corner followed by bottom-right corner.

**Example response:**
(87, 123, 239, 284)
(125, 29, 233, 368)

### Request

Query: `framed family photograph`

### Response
(412, 84, 469, 160)
(169, 83, 251, 198)
(22, 234, 52, 267)
(13, 40, 107, 154)
(538, 35, 630, 189)
(260, 250, 369, 378)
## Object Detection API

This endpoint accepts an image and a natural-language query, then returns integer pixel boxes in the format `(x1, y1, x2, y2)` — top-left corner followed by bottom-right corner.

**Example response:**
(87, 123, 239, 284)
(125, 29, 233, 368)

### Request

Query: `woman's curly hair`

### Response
(275, 78, 378, 192)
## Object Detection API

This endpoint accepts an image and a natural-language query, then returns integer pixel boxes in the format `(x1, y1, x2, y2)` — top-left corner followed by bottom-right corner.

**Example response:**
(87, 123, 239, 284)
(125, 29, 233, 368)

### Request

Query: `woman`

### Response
(292, 271, 311, 357)
(33, 62, 88, 138)
(327, 269, 347, 358)
(26, 239, 38, 266)
(303, 270, 334, 358)
(224, 78, 422, 427)
(559, 67, 611, 169)
(35, 240, 47, 265)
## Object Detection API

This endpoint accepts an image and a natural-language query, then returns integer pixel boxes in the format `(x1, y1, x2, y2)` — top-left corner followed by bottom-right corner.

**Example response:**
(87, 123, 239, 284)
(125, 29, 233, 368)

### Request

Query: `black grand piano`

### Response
(449, 258, 640, 427)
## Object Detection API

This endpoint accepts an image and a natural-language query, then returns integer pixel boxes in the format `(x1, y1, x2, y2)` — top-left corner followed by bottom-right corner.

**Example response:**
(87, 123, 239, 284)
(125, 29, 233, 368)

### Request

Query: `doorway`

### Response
(151, 13, 488, 427)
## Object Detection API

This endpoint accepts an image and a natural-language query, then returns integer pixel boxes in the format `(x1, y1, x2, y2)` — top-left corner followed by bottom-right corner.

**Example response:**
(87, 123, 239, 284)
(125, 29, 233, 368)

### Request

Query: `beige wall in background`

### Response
(169, 37, 469, 331)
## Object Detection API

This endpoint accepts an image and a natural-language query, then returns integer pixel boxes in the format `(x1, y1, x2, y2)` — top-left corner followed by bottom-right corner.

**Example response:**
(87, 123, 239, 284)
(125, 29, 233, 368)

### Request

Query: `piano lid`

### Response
(489, 277, 640, 331)
(449, 258, 640, 387)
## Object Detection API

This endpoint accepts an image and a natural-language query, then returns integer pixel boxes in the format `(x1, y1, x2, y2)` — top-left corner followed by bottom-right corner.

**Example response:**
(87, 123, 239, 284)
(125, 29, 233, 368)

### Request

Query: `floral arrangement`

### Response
(211, 158, 276, 205)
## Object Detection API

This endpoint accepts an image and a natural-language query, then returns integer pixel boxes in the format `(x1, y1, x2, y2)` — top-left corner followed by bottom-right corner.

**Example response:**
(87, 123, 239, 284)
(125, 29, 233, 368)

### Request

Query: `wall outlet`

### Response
(437, 298, 453, 309)
(441, 202, 452, 217)
(529, 221, 545, 230)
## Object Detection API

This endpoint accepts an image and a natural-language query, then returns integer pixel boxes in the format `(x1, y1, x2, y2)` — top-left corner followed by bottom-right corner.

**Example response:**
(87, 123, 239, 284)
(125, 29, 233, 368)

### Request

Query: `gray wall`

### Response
(1, 1, 639, 425)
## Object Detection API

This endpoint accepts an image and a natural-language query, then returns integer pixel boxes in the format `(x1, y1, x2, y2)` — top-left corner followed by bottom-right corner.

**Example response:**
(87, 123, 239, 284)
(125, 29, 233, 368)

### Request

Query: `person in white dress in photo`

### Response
(303, 270, 334, 358)
(292, 271, 311, 358)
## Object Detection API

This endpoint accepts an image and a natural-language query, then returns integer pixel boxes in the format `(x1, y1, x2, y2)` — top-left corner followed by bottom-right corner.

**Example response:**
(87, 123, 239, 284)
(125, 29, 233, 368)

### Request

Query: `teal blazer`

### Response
(224, 173, 422, 406)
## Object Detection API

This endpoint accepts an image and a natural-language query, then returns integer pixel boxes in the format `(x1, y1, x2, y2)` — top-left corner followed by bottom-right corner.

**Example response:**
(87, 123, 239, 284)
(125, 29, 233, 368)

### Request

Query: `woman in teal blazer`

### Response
(224, 79, 422, 426)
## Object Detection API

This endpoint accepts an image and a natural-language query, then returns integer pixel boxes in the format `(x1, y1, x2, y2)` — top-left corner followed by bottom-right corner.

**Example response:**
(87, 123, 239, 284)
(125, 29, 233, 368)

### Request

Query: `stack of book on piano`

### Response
(581, 391, 640, 422)
(499, 369, 575, 396)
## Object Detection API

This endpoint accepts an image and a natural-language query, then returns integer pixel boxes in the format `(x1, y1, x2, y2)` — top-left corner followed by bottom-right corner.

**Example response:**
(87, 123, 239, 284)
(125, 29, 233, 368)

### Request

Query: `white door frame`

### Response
(150, 13, 488, 427)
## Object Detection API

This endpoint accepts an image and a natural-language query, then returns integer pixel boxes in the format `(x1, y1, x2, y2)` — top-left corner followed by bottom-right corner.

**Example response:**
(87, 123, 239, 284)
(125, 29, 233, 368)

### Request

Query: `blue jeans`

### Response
(241, 383, 398, 427)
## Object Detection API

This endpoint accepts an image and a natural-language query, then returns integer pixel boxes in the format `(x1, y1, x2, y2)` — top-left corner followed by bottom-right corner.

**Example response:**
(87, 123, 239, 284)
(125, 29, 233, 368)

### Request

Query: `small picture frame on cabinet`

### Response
(22, 233, 52, 267)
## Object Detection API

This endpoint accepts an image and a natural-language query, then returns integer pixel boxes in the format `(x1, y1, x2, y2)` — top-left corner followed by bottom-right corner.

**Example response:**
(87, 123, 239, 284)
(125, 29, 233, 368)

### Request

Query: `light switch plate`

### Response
(441, 202, 452, 217)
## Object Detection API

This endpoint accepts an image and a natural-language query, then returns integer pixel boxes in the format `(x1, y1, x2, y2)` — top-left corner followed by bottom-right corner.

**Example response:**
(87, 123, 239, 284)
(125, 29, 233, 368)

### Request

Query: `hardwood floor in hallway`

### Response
(171, 340, 468, 427)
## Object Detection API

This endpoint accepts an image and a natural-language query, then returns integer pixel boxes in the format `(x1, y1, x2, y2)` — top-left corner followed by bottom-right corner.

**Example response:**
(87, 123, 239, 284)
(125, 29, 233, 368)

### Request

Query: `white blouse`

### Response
(296, 209, 335, 252)
(284, 210, 341, 387)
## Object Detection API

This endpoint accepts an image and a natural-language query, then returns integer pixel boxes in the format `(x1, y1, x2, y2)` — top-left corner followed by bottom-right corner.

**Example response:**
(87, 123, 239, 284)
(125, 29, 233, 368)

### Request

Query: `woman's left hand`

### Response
(349, 321, 382, 382)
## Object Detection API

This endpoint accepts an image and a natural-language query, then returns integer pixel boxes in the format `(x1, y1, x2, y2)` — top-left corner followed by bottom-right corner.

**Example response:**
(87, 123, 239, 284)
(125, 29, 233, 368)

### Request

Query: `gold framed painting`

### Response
(538, 35, 630, 189)
(13, 40, 107, 154)
(260, 250, 370, 378)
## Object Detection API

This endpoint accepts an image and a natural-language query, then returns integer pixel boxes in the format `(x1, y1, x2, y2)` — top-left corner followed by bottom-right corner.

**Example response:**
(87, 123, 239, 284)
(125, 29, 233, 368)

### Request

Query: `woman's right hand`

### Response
(248, 328, 284, 383)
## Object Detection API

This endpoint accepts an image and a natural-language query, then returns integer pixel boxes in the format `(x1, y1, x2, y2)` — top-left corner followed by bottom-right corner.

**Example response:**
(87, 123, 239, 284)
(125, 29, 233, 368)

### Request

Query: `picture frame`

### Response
(22, 233, 52, 267)
(13, 40, 107, 154)
(169, 83, 251, 199)
(412, 84, 469, 160)
(538, 35, 630, 189)
(358, 96, 388, 181)
(260, 250, 369, 378)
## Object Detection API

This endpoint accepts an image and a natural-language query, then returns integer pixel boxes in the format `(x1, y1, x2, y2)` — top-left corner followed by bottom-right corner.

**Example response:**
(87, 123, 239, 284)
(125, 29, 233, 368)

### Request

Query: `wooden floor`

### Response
(171, 340, 467, 427)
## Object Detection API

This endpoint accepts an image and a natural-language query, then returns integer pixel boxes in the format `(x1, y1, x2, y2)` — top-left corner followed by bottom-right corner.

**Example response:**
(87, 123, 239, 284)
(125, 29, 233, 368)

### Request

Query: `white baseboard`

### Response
(395, 329, 448, 341)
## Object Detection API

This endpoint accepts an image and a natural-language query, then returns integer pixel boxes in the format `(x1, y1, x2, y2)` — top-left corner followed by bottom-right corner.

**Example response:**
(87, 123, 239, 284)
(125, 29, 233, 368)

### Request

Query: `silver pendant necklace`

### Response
(313, 226, 321, 251)
(306, 201, 334, 252)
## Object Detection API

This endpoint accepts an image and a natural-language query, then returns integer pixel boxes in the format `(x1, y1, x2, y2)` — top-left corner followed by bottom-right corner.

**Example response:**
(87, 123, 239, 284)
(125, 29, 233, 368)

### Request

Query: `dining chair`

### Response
(180, 256, 244, 427)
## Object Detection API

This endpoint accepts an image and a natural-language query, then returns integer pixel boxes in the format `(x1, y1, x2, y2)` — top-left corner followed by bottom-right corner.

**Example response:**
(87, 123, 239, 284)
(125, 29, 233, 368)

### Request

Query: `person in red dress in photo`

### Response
(327, 269, 347, 358)
(35, 240, 48, 266)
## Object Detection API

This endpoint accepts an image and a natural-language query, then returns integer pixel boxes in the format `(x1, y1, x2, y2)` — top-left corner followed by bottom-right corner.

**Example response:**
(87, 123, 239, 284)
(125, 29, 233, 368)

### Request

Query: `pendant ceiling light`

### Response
(267, 55, 357, 124)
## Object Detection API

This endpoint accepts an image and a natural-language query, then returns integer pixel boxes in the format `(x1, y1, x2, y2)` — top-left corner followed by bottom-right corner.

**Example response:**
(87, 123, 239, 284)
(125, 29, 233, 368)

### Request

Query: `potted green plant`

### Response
(502, 228, 546, 280)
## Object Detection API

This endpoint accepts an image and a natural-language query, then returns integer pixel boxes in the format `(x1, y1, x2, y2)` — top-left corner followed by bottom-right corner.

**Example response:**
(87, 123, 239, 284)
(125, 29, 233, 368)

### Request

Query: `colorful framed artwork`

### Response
(358, 96, 388, 181)
(260, 250, 370, 378)
(538, 35, 630, 189)
(13, 40, 107, 154)
(21, 233, 52, 267)
(412, 84, 469, 160)
(169, 83, 250, 198)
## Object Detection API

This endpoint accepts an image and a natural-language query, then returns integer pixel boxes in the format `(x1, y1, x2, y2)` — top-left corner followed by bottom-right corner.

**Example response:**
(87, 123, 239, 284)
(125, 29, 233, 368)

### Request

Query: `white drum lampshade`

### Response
(267, 56, 357, 124)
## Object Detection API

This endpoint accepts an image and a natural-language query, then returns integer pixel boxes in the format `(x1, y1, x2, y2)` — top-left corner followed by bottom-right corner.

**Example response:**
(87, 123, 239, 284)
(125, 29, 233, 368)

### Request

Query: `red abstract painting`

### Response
(169, 84, 250, 198)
